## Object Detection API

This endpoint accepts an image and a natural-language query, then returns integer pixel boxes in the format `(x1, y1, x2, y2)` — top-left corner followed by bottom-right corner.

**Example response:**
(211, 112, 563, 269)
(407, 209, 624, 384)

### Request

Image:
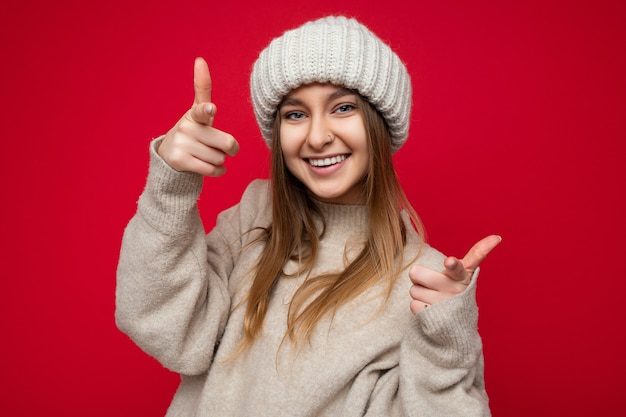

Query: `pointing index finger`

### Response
(461, 235, 502, 273)
(193, 57, 212, 105)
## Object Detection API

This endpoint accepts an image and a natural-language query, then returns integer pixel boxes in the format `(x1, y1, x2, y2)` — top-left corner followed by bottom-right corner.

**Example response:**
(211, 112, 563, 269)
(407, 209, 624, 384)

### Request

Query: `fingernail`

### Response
(205, 103, 213, 114)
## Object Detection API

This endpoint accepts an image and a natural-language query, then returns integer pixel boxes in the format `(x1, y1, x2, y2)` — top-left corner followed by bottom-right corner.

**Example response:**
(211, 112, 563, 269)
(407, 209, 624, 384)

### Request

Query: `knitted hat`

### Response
(250, 16, 412, 153)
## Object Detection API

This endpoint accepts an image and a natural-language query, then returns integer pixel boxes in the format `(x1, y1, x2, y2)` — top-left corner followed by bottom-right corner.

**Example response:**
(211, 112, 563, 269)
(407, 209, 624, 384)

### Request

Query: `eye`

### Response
(283, 111, 306, 121)
(334, 104, 356, 114)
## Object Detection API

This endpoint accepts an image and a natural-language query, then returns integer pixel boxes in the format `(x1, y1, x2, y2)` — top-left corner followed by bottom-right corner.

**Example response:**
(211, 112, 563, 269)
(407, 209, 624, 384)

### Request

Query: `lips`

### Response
(308, 154, 348, 167)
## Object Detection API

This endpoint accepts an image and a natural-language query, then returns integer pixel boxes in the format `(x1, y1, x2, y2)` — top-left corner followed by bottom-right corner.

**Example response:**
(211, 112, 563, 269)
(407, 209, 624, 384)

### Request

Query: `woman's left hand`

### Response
(409, 235, 502, 314)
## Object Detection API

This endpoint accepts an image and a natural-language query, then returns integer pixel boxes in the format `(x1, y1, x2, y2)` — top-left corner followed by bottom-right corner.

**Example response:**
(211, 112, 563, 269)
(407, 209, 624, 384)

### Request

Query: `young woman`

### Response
(116, 16, 500, 417)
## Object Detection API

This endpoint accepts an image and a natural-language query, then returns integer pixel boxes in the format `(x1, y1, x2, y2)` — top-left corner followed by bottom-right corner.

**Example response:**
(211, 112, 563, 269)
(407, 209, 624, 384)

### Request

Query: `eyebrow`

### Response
(328, 88, 357, 101)
(279, 87, 357, 109)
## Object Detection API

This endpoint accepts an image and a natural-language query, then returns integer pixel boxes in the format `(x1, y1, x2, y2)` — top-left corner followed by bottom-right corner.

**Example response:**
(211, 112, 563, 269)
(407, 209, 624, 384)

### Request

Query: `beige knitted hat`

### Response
(250, 16, 412, 152)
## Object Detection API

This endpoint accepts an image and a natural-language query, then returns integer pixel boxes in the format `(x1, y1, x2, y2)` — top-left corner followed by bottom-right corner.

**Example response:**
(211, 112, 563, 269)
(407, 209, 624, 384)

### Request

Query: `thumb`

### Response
(193, 57, 212, 105)
(443, 256, 466, 281)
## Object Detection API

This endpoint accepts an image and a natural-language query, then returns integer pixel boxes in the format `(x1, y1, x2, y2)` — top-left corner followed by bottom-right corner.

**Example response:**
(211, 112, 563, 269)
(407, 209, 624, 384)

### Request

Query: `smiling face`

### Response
(278, 83, 370, 205)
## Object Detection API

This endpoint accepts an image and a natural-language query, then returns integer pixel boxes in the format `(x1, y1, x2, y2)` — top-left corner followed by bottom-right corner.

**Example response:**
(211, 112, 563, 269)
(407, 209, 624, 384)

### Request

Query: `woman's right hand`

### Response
(158, 57, 240, 176)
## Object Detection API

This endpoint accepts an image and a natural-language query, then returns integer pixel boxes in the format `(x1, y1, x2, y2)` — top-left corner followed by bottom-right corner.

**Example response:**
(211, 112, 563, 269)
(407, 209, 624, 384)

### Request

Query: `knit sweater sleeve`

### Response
(398, 269, 491, 417)
(115, 138, 238, 375)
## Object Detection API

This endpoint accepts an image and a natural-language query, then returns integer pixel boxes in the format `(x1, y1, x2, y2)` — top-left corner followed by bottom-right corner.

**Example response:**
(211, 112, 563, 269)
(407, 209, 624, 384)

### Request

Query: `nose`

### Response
(306, 116, 332, 151)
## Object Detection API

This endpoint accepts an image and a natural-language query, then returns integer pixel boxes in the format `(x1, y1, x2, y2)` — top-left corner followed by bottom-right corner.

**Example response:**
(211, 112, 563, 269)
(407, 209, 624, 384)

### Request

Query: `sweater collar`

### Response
(314, 200, 369, 240)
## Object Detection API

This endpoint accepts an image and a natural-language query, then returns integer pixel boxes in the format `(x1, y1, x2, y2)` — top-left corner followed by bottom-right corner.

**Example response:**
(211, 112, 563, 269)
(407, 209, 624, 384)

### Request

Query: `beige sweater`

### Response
(115, 139, 491, 416)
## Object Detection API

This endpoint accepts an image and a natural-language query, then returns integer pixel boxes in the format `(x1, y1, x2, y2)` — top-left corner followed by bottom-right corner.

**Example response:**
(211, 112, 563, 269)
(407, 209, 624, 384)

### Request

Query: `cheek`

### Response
(338, 119, 369, 153)
(279, 128, 304, 175)
(279, 139, 292, 161)
(279, 126, 300, 156)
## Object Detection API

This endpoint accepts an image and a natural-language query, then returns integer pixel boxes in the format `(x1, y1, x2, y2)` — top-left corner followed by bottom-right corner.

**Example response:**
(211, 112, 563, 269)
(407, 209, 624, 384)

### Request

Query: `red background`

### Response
(1, 0, 625, 415)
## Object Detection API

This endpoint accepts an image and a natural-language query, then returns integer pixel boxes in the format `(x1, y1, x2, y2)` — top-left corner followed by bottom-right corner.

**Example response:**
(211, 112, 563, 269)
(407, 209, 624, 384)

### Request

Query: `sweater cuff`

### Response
(136, 136, 204, 235)
(408, 268, 483, 368)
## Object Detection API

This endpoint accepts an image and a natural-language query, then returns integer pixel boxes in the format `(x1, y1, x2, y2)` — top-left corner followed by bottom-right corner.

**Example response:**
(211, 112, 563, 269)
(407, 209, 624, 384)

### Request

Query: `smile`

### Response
(308, 155, 348, 167)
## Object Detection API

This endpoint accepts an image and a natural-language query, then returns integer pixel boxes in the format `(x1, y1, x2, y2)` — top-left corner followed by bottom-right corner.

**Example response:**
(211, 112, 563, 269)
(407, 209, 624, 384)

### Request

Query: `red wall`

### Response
(1, 0, 624, 415)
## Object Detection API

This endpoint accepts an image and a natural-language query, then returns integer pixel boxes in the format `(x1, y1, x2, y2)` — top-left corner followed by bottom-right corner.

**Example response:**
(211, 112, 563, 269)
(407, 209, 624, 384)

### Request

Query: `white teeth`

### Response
(309, 155, 347, 167)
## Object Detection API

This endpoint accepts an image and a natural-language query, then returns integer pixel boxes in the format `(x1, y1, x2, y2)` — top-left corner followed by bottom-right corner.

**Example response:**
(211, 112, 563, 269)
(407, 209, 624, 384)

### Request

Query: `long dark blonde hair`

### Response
(239, 91, 424, 352)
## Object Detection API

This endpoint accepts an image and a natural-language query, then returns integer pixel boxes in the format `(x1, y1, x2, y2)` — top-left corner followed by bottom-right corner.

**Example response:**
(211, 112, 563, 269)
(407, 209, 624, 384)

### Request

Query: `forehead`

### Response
(280, 83, 356, 105)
